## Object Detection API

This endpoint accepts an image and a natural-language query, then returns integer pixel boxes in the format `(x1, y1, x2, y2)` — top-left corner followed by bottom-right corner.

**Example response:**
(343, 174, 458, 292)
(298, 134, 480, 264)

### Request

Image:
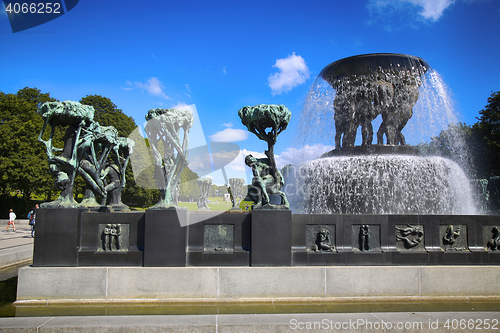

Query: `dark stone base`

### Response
(391, 252, 430, 265)
(31, 208, 500, 267)
(187, 212, 250, 266)
(290, 214, 500, 266)
(77, 211, 144, 266)
(77, 251, 143, 266)
(251, 210, 291, 266)
(33, 209, 145, 267)
(143, 209, 188, 267)
(33, 209, 82, 267)
(345, 252, 391, 265)
(306, 253, 346, 265)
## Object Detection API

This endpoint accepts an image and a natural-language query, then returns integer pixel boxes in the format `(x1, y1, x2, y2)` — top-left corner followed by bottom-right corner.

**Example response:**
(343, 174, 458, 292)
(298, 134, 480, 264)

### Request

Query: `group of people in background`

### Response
(3, 204, 38, 238)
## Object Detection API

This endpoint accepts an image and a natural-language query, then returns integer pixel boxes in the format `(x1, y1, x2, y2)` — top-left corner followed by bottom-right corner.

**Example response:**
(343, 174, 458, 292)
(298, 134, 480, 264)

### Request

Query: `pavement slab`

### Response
(0, 220, 33, 272)
(1, 312, 500, 332)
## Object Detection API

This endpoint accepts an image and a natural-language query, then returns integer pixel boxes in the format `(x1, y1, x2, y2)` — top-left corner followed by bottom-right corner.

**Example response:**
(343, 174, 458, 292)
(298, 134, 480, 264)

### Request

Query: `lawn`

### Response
(131, 197, 252, 212)
(179, 197, 252, 211)
(18, 195, 253, 212)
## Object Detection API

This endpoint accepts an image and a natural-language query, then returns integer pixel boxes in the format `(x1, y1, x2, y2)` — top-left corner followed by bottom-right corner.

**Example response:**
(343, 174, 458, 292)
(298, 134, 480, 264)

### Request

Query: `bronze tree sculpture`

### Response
(38, 101, 133, 209)
(238, 104, 290, 209)
(144, 108, 194, 209)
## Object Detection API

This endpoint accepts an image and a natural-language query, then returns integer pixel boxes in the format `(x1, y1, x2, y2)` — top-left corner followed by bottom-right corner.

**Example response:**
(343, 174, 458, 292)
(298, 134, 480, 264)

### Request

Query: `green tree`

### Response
(417, 92, 500, 179)
(0, 87, 58, 216)
(476, 91, 500, 177)
(217, 184, 229, 197)
(418, 123, 487, 178)
(178, 167, 200, 201)
(79, 95, 136, 137)
(0, 88, 56, 199)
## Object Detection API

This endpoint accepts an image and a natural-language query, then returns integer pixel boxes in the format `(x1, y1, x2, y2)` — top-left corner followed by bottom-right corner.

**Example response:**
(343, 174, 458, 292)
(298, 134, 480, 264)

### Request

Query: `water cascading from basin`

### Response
(288, 53, 478, 215)
(289, 155, 476, 214)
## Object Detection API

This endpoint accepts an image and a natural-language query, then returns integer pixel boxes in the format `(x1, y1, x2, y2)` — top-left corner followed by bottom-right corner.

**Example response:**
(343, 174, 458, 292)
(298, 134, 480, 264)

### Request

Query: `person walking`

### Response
(28, 204, 38, 238)
(4, 209, 16, 232)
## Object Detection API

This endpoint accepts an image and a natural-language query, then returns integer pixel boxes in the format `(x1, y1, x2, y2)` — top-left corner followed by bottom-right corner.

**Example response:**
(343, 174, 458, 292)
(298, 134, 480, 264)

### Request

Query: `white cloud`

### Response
(404, 0, 455, 21)
(186, 146, 248, 184)
(188, 151, 212, 173)
(226, 149, 266, 173)
(222, 66, 227, 75)
(134, 77, 170, 99)
(222, 122, 233, 128)
(274, 144, 335, 168)
(268, 52, 310, 96)
(367, 0, 455, 23)
(225, 145, 334, 183)
(211, 149, 241, 169)
(209, 128, 248, 142)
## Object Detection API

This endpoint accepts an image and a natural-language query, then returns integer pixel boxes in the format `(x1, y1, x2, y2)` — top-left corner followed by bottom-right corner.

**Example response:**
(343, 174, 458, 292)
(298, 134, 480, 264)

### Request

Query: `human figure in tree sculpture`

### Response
(245, 155, 288, 208)
(77, 123, 116, 207)
(100, 137, 134, 209)
(145, 108, 194, 209)
(38, 101, 134, 208)
(238, 104, 290, 209)
(38, 101, 95, 208)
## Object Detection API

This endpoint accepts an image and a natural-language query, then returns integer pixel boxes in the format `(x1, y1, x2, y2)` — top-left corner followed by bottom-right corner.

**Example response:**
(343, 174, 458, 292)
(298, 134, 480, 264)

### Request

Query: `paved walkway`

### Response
(1, 312, 500, 332)
(0, 219, 33, 275)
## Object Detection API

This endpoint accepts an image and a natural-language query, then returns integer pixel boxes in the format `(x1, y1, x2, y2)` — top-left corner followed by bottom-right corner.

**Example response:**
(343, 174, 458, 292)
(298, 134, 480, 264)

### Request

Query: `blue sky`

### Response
(1, 0, 499, 185)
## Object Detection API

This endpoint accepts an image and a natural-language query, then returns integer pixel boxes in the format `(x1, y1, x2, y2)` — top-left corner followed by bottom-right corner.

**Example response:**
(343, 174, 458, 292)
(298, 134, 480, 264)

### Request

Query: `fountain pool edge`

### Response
(15, 266, 500, 305)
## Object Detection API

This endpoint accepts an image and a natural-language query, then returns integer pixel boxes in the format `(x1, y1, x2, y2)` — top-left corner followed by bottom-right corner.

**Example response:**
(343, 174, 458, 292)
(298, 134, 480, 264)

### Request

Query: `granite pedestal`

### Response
(77, 211, 145, 266)
(31, 209, 500, 267)
(143, 209, 188, 267)
(33, 209, 82, 267)
(187, 212, 250, 266)
(250, 210, 292, 266)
